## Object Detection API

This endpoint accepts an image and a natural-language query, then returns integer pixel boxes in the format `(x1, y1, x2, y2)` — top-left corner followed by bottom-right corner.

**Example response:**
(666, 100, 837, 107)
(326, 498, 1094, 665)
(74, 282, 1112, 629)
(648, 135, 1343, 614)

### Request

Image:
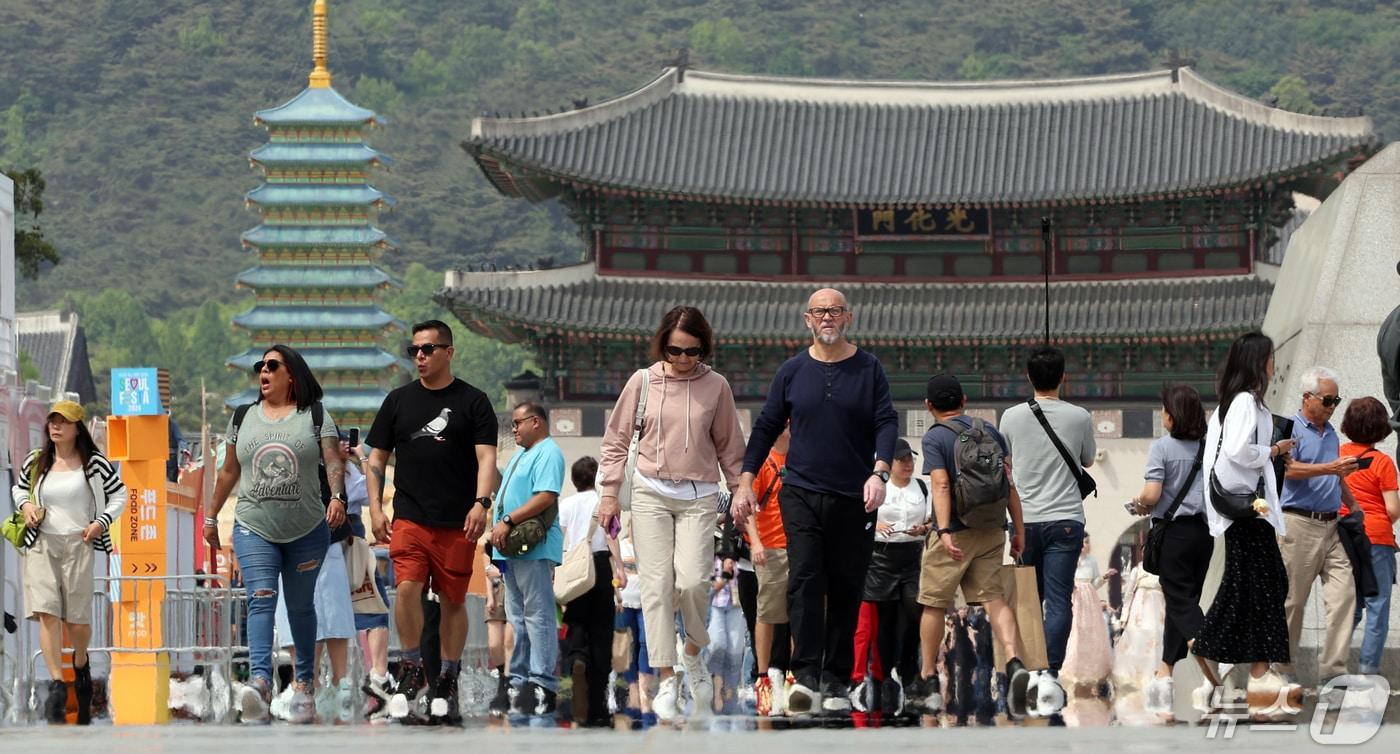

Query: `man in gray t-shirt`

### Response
(997, 346, 1095, 710)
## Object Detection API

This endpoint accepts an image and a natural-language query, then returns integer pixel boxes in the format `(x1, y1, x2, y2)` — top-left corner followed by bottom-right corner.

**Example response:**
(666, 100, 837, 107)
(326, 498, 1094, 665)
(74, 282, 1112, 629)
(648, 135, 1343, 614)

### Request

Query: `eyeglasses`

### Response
(664, 345, 703, 358)
(406, 343, 449, 358)
(805, 306, 848, 319)
(510, 416, 540, 428)
(1310, 393, 1343, 408)
(252, 359, 283, 375)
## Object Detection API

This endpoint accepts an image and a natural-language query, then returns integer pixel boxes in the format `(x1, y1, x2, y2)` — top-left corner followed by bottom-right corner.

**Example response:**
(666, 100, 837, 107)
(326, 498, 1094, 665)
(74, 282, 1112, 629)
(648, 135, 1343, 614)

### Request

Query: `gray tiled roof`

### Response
(16, 310, 97, 403)
(467, 67, 1375, 206)
(437, 263, 1271, 344)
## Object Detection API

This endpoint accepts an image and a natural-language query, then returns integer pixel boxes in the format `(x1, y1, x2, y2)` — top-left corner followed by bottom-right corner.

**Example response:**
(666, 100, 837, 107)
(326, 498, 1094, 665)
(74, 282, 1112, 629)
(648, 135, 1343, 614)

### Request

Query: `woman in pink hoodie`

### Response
(596, 306, 746, 722)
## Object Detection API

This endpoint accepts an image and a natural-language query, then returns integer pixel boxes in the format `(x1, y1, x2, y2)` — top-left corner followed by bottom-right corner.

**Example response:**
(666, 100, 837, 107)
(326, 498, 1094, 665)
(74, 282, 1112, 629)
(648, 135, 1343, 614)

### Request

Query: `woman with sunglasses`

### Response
(596, 306, 746, 722)
(12, 400, 125, 725)
(205, 345, 344, 724)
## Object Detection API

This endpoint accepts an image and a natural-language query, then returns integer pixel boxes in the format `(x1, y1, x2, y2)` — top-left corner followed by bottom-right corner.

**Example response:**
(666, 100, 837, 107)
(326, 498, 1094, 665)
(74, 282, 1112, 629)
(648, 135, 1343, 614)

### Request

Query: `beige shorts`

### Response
(755, 548, 789, 624)
(486, 579, 506, 623)
(917, 527, 1006, 609)
(24, 531, 95, 624)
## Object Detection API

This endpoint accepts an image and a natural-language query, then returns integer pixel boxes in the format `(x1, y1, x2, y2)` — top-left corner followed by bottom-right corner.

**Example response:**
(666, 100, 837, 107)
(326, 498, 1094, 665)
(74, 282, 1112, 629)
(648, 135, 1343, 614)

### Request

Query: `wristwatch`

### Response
(502, 513, 515, 527)
(328, 494, 346, 505)
(873, 469, 890, 483)
(473, 496, 492, 511)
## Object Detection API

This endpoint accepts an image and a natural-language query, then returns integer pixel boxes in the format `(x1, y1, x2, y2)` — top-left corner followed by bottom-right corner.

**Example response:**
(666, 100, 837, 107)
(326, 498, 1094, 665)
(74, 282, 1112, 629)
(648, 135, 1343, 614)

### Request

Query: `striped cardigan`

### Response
(11, 449, 126, 553)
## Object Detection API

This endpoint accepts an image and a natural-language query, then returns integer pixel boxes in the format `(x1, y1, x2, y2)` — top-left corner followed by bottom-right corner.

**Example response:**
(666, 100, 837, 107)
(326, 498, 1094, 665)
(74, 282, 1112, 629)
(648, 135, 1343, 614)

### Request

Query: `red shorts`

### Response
(389, 519, 473, 604)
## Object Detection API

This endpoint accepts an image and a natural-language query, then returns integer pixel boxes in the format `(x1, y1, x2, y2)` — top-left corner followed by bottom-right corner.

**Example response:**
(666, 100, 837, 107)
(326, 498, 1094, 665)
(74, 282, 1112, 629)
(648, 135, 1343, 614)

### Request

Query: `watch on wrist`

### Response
(474, 496, 492, 511)
(873, 469, 890, 483)
(502, 514, 515, 527)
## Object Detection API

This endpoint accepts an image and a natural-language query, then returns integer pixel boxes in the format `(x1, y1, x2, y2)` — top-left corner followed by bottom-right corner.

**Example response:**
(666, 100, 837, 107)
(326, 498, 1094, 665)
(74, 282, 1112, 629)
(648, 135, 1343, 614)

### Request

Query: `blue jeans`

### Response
(705, 605, 746, 702)
(503, 558, 559, 692)
(1356, 545, 1396, 673)
(615, 606, 651, 682)
(1021, 519, 1086, 672)
(234, 520, 329, 684)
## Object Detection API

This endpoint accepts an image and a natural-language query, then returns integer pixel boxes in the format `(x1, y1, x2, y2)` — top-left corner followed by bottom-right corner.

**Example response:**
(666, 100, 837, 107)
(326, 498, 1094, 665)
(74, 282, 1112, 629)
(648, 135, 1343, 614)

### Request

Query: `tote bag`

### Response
(553, 517, 600, 604)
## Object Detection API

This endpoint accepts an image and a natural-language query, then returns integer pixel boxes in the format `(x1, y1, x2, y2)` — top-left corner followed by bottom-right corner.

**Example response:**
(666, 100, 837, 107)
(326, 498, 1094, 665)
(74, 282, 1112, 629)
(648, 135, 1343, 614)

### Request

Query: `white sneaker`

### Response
(1145, 676, 1174, 713)
(269, 683, 295, 721)
(786, 681, 820, 716)
(681, 653, 713, 719)
(653, 675, 681, 722)
(768, 669, 787, 717)
(314, 684, 337, 722)
(1032, 672, 1065, 717)
(1191, 679, 1219, 713)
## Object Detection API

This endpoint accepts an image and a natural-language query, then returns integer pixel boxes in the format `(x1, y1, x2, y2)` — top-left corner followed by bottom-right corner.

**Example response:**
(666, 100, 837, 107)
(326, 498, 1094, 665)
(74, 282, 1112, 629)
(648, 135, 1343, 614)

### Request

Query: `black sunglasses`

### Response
(406, 343, 450, 358)
(1311, 393, 1343, 408)
(252, 359, 283, 375)
(665, 345, 702, 358)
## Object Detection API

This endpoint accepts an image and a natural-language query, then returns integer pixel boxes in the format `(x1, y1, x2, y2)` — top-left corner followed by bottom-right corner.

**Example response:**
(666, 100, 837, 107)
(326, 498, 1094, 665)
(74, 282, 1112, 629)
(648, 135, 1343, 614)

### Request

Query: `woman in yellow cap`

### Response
(11, 399, 126, 725)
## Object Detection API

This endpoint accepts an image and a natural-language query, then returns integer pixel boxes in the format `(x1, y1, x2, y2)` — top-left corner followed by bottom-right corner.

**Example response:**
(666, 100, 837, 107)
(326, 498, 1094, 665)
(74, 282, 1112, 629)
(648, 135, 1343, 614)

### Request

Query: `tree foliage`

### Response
(6, 167, 60, 279)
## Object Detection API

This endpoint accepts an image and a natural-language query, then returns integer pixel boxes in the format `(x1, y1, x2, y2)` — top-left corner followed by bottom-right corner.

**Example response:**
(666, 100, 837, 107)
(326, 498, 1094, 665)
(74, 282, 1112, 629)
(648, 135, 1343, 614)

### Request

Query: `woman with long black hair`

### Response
(13, 400, 125, 725)
(204, 344, 345, 724)
(1191, 332, 1300, 715)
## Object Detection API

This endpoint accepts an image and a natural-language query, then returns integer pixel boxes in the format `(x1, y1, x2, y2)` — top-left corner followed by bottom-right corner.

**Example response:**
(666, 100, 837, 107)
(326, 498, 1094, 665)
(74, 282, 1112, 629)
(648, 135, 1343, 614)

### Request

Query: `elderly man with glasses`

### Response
(732, 288, 898, 716)
(1277, 366, 1360, 688)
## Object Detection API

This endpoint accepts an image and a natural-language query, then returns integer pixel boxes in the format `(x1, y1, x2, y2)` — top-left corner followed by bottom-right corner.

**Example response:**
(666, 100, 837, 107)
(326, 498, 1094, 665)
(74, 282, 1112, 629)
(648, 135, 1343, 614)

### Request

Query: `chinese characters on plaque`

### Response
(855, 206, 990, 239)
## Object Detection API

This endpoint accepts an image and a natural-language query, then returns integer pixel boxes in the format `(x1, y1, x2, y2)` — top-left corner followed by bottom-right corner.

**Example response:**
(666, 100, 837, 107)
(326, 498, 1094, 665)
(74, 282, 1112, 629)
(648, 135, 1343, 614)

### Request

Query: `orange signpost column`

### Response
(108, 413, 170, 725)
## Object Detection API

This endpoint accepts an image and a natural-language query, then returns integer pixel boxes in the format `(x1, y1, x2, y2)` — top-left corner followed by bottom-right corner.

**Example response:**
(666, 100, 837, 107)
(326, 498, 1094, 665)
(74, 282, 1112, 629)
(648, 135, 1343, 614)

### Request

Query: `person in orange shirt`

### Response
(744, 426, 792, 716)
(1338, 397, 1400, 675)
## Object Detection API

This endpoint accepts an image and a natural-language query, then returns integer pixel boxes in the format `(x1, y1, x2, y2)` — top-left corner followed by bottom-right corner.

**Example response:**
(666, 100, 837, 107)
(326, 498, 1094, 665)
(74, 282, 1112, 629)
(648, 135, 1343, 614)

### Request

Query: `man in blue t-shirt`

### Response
(905, 374, 1028, 716)
(491, 402, 565, 716)
(732, 288, 899, 715)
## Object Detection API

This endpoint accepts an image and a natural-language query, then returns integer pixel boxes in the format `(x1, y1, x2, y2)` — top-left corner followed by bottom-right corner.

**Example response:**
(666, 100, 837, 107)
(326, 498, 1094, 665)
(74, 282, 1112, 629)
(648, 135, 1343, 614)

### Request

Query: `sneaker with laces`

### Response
(1032, 672, 1066, 718)
(754, 676, 773, 716)
(905, 674, 942, 714)
(653, 675, 681, 721)
(389, 661, 429, 723)
(681, 653, 714, 718)
(287, 681, 316, 725)
(314, 684, 338, 722)
(239, 677, 273, 724)
(1145, 676, 1174, 714)
(430, 672, 462, 725)
(513, 681, 556, 716)
(819, 680, 850, 714)
(44, 679, 68, 725)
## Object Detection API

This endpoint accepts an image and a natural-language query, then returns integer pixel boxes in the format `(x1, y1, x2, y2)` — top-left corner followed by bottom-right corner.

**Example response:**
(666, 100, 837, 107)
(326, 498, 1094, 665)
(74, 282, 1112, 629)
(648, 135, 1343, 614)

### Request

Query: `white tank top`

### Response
(38, 468, 92, 536)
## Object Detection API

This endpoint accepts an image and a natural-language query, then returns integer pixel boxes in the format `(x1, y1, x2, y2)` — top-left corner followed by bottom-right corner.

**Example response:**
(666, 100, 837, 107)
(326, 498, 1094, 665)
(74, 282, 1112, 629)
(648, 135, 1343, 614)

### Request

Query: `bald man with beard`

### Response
(732, 288, 898, 715)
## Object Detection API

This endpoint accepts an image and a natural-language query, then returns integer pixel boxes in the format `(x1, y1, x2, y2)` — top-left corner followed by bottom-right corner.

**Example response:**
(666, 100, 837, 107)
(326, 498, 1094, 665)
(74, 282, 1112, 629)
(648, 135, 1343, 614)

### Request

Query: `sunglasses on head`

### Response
(252, 359, 283, 375)
(1311, 393, 1342, 408)
(406, 343, 449, 358)
(665, 345, 702, 358)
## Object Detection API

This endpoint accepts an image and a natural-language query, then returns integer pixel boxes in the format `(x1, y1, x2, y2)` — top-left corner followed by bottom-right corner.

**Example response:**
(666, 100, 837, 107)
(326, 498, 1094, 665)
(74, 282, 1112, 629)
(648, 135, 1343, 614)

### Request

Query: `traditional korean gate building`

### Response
(441, 65, 1376, 449)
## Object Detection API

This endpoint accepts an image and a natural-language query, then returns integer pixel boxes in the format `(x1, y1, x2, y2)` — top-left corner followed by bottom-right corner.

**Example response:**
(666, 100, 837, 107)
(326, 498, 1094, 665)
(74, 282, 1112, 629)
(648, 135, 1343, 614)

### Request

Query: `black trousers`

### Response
(562, 553, 615, 724)
(779, 485, 876, 689)
(421, 594, 441, 679)
(1157, 513, 1214, 665)
(738, 567, 791, 679)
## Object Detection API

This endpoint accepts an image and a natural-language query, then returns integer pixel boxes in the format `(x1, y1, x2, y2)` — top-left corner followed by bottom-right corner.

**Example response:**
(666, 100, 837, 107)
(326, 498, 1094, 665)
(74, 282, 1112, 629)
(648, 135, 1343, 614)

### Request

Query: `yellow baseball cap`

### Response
(48, 400, 85, 423)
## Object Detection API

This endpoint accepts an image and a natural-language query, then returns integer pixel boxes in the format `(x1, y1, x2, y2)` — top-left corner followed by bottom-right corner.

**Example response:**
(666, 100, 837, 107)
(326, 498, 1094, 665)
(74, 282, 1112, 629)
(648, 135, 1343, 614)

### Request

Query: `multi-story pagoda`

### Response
(227, 0, 405, 428)
(442, 65, 1376, 439)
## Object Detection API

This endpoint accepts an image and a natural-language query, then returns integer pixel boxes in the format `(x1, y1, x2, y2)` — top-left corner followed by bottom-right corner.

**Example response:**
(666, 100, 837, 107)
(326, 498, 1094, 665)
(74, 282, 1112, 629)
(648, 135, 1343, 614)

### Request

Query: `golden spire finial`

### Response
(308, 0, 331, 88)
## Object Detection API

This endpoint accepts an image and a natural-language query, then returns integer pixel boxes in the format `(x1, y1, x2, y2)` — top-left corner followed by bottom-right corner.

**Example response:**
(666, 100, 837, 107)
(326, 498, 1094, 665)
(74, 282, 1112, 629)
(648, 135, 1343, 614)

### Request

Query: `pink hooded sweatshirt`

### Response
(598, 362, 746, 499)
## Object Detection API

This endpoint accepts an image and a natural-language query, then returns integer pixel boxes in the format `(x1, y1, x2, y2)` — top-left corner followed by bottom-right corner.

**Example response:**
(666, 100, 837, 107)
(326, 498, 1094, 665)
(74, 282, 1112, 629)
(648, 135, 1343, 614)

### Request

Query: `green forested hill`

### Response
(4, 0, 1400, 421)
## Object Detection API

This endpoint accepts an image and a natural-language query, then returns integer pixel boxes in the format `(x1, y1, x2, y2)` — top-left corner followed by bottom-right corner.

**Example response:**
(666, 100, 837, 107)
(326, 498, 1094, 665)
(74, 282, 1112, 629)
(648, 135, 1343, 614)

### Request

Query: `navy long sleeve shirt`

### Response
(742, 348, 899, 498)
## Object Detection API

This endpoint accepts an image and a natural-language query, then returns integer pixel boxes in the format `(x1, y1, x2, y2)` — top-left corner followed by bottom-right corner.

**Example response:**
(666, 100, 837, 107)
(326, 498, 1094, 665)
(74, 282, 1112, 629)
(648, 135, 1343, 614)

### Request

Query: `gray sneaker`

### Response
(287, 681, 316, 725)
(240, 677, 272, 724)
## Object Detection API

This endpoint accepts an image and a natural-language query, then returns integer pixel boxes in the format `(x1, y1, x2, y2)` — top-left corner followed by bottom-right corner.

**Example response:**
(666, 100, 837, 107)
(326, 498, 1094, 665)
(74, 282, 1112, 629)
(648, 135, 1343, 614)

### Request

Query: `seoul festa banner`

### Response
(112, 368, 162, 416)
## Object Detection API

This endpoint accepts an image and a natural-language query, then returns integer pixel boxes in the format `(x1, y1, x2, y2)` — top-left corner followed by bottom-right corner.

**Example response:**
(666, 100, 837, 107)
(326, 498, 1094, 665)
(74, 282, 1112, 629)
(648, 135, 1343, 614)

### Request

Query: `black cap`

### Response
(926, 373, 964, 406)
(894, 438, 917, 459)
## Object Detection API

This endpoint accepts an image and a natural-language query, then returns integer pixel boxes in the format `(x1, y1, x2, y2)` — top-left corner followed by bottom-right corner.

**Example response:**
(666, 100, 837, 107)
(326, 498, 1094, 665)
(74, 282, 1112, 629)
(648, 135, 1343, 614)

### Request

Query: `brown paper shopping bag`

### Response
(992, 561, 1049, 671)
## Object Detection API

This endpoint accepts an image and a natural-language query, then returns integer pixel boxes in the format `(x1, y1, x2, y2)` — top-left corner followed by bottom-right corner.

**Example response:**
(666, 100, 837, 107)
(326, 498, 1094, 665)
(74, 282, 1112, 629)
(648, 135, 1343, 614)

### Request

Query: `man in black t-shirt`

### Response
(366, 319, 499, 724)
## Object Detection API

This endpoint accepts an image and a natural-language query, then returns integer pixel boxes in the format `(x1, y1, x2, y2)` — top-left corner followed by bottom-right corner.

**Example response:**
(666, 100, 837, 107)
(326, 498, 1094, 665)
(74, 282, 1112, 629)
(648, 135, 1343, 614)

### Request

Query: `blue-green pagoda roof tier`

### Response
(236, 266, 402, 290)
(254, 86, 382, 127)
(225, 387, 392, 416)
(232, 306, 403, 331)
(250, 142, 392, 168)
(245, 184, 395, 208)
(241, 225, 395, 249)
(228, 346, 410, 373)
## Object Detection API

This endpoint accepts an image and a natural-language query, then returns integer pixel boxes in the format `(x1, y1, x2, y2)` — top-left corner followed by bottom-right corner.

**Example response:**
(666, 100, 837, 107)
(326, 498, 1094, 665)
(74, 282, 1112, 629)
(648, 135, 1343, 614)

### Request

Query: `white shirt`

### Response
(558, 489, 608, 553)
(1202, 392, 1284, 536)
(637, 473, 721, 500)
(37, 468, 90, 535)
(878, 478, 930, 543)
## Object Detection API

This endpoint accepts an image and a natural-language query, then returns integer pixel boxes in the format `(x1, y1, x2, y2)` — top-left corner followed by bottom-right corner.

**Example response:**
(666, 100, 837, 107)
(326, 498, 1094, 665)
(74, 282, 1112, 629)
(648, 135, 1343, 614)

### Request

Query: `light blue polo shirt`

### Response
(495, 436, 565, 563)
(1281, 412, 1342, 513)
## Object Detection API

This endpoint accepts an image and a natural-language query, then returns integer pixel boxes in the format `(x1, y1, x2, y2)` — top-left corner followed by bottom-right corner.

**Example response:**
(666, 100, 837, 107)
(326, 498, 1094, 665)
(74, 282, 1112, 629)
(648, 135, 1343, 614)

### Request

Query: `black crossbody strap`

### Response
(1162, 440, 1205, 521)
(1028, 399, 1088, 485)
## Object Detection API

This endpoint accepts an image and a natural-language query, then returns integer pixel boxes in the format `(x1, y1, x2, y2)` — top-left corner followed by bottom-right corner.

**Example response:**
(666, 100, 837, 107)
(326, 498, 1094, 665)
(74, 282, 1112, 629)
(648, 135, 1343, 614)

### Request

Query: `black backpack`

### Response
(934, 417, 1011, 529)
(232, 401, 349, 543)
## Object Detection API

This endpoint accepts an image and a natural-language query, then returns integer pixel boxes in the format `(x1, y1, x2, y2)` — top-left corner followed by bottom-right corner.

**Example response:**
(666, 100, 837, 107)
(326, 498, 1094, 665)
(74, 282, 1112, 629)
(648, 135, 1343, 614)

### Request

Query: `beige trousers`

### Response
(1278, 513, 1355, 680)
(630, 480, 717, 668)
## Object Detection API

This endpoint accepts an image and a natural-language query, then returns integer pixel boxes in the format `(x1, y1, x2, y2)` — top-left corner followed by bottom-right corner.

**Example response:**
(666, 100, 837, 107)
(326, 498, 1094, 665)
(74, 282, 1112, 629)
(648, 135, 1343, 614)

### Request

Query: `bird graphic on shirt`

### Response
(410, 408, 452, 441)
